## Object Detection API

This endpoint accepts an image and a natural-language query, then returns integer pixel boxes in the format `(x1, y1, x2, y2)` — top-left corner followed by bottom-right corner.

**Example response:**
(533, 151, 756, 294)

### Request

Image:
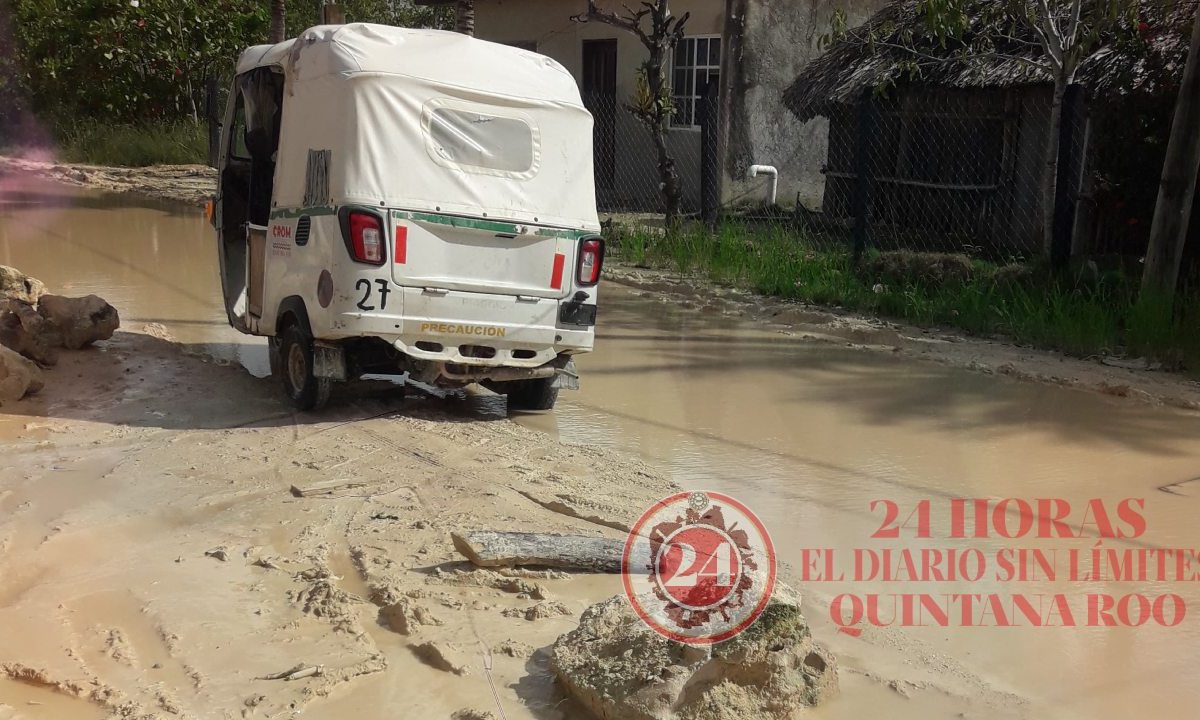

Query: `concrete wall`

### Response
(724, 0, 891, 210)
(473, 0, 895, 213)
(474, 0, 724, 212)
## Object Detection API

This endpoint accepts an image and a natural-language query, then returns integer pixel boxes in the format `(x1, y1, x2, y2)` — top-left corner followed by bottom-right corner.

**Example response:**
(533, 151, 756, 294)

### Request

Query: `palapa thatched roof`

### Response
(784, 0, 1196, 120)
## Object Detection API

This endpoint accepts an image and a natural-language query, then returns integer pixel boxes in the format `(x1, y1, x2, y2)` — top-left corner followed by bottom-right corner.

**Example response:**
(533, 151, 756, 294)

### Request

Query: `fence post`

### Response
(700, 80, 722, 229)
(205, 75, 220, 169)
(851, 87, 876, 263)
(1051, 83, 1086, 271)
(321, 1, 346, 24)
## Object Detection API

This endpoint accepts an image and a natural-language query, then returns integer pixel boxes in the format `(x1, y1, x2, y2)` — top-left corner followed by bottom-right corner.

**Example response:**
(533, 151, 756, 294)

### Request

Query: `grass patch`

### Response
(55, 120, 207, 166)
(606, 222, 1200, 372)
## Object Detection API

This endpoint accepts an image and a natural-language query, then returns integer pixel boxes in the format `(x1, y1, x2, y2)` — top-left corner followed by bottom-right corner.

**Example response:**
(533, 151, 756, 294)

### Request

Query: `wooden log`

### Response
(451, 531, 628, 573)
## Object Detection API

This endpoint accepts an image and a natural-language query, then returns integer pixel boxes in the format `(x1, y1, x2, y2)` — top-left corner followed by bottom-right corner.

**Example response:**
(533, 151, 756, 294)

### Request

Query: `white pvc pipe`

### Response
(748, 164, 779, 205)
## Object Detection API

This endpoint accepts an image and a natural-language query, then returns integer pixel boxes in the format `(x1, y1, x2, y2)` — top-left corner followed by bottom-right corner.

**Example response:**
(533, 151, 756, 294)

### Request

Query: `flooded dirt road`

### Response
(528, 292, 1200, 720)
(3, 183, 1200, 719)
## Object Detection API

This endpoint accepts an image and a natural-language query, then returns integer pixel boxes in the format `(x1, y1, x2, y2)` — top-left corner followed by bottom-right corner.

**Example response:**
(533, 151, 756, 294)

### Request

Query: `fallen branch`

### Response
(289, 479, 368, 497)
(257, 663, 324, 681)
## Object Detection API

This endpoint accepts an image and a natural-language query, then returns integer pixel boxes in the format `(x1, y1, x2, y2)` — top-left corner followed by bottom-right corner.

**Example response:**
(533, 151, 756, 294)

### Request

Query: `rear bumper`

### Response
(330, 286, 594, 367)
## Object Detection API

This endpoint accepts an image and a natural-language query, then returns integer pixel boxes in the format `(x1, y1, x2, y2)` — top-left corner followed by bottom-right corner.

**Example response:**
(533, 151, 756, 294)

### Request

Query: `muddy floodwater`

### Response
(3, 183, 1200, 719)
(0, 181, 269, 376)
(533, 298, 1200, 720)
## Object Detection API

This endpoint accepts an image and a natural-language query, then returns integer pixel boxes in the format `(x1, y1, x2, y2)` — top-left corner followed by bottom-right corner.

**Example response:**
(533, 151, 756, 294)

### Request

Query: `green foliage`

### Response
(629, 64, 676, 127)
(605, 222, 1200, 371)
(11, 0, 269, 124)
(4, 0, 449, 139)
(56, 119, 207, 166)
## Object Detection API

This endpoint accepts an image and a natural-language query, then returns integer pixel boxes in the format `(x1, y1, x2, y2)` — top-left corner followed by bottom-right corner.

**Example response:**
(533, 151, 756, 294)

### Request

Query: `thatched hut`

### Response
(783, 0, 1195, 257)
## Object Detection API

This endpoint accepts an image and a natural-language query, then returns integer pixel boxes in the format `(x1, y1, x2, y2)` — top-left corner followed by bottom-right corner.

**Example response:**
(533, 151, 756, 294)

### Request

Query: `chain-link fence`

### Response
(584, 89, 719, 220)
(802, 85, 1079, 263)
(592, 78, 1191, 276)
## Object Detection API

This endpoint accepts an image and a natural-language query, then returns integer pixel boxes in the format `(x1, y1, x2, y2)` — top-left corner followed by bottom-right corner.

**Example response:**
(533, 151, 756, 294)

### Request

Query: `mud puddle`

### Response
(0, 677, 107, 720)
(329, 548, 374, 602)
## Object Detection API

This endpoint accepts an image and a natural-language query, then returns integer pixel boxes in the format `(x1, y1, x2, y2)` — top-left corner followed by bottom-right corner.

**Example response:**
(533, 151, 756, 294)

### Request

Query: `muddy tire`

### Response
(506, 377, 558, 412)
(279, 324, 332, 411)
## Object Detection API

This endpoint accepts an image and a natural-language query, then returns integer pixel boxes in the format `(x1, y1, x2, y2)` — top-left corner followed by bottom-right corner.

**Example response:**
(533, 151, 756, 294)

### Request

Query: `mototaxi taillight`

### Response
(347, 212, 384, 265)
(577, 238, 604, 286)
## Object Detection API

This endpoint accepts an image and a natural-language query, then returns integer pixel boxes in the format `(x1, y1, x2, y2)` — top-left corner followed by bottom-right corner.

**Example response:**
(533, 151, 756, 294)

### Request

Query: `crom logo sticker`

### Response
(623, 491, 776, 645)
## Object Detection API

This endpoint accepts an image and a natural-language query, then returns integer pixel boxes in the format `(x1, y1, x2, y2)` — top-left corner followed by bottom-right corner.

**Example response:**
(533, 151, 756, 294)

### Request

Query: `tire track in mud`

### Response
(64, 590, 205, 718)
(258, 402, 604, 717)
(0, 333, 678, 720)
(251, 402, 421, 706)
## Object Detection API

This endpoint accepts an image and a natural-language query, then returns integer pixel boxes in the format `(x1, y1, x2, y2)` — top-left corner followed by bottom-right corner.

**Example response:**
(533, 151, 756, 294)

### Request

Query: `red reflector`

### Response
(550, 252, 566, 290)
(348, 212, 384, 265)
(394, 225, 408, 264)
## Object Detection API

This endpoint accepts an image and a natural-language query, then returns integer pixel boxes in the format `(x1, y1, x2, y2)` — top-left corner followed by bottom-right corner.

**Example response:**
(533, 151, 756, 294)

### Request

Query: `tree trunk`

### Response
(644, 47, 682, 227)
(1040, 74, 1067, 256)
(455, 0, 475, 36)
(451, 531, 627, 572)
(578, 0, 688, 228)
(269, 0, 286, 43)
(652, 121, 683, 227)
(1142, 6, 1200, 299)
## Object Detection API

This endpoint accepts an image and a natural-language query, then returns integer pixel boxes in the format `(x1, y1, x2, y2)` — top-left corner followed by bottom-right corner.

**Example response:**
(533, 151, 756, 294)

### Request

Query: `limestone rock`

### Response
(0, 343, 45, 403)
(0, 299, 61, 365)
(0, 265, 46, 304)
(551, 585, 837, 720)
(36, 294, 120, 349)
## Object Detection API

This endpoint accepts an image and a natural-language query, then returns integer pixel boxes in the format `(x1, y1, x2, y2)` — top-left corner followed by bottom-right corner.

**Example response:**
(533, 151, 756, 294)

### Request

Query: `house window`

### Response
(671, 35, 721, 129)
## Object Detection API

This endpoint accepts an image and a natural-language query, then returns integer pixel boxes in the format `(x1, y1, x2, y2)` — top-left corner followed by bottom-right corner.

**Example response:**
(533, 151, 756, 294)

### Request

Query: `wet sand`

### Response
(0, 326, 669, 720)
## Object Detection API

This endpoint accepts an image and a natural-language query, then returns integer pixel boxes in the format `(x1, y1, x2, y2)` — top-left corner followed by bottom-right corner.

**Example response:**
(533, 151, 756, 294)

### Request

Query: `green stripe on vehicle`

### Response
(393, 210, 594, 239)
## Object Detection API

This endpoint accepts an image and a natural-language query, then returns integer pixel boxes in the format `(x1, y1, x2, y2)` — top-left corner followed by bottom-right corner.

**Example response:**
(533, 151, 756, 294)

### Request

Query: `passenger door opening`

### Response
(218, 68, 283, 327)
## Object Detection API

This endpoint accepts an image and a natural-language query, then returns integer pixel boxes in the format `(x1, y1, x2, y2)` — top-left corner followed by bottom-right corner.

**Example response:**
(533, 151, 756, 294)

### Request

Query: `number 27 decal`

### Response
(355, 279, 391, 311)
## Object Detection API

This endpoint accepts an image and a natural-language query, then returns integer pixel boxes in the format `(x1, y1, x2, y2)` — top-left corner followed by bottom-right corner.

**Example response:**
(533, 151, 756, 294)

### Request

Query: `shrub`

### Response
(860, 251, 975, 287)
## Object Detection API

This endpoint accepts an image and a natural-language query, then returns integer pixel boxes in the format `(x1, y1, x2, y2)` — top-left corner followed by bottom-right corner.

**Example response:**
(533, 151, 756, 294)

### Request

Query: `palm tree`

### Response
(455, 0, 474, 36)
(269, 0, 286, 42)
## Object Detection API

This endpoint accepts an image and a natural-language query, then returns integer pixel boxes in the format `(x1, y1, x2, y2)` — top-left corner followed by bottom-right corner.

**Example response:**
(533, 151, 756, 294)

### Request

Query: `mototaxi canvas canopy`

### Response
(237, 24, 600, 232)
